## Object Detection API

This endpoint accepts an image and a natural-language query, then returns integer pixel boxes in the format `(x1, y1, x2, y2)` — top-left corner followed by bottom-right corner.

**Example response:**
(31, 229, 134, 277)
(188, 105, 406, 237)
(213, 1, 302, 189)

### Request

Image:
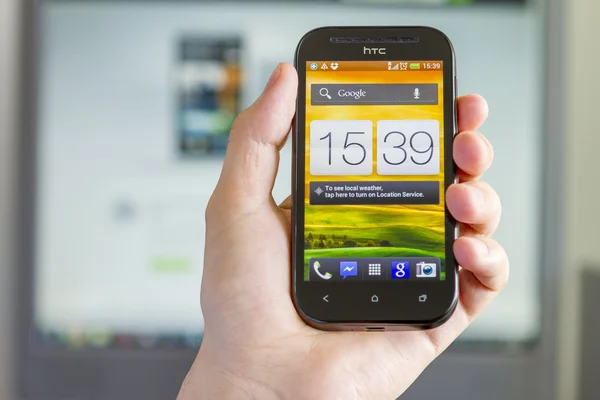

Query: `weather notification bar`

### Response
(309, 181, 440, 206)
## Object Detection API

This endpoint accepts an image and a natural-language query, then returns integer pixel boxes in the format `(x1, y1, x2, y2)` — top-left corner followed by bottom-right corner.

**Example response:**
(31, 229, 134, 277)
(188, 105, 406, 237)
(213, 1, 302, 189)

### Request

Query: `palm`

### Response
(202, 200, 469, 399)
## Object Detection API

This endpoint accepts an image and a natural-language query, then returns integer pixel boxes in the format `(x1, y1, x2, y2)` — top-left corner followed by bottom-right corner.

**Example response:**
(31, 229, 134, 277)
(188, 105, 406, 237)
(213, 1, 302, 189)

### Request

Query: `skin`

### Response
(177, 63, 508, 400)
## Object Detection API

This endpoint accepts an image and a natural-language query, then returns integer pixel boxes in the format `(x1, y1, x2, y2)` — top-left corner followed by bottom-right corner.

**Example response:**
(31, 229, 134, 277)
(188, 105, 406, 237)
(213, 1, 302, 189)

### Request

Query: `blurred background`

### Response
(0, 0, 598, 399)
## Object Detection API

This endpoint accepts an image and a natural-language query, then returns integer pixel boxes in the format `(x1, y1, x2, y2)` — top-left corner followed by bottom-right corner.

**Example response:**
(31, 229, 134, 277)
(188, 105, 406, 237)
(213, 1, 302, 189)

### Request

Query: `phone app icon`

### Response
(313, 261, 332, 280)
(416, 261, 437, 278)
(340, 261, 358, 279)
(391, 261, 410, 280)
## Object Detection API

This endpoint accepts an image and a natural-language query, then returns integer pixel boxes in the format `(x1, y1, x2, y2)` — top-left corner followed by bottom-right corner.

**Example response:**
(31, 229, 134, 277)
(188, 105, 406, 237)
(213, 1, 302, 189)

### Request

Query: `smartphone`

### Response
(292, 27, 458, 331)
(176, 36, 242, 156)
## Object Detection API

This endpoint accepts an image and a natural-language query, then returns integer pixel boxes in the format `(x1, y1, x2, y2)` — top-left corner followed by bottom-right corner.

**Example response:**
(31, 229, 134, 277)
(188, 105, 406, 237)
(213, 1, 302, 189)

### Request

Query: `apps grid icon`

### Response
(368, 263, 382, 276)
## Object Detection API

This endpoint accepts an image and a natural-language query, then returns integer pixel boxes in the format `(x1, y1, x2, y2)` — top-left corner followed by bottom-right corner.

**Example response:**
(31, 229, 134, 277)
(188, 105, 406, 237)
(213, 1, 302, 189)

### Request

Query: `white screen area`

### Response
(36, 3, 543, 341)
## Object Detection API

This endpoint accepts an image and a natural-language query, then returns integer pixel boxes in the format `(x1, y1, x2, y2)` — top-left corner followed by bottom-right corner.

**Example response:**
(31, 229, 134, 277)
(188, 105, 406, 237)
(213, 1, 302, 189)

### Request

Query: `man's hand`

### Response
(177, 63, 508, 400)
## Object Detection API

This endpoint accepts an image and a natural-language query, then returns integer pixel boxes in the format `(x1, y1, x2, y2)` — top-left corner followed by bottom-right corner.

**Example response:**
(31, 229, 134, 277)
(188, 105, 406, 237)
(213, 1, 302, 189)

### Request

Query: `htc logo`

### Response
(363, 47, 386, 55)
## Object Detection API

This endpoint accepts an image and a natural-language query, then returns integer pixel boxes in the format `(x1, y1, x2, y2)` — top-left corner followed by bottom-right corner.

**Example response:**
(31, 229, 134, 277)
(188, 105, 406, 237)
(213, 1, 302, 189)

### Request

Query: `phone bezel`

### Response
(292, 26, 458, 330)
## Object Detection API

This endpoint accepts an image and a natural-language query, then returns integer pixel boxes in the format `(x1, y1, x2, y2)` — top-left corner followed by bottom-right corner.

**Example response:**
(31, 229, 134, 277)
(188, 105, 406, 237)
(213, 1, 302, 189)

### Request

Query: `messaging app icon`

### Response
(340, 261, 358, 279)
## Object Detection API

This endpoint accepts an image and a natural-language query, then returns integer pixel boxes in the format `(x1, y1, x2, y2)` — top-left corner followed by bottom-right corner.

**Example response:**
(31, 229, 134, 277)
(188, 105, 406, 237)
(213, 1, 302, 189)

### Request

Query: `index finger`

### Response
(457, 95, 489, 132)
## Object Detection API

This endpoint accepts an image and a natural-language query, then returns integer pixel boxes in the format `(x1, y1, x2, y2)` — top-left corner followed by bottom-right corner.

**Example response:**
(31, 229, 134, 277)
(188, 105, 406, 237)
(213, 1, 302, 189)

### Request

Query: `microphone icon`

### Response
(413, 88, 420, 100)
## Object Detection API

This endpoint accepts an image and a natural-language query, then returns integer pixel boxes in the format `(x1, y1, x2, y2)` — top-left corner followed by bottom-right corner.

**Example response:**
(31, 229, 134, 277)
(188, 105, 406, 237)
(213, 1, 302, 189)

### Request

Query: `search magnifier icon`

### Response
(319, 88, 332, 100)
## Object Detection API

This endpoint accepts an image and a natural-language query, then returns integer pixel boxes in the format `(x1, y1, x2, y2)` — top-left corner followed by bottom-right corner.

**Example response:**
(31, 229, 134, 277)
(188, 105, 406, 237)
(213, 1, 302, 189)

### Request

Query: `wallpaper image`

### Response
(304, 63, 446, 279)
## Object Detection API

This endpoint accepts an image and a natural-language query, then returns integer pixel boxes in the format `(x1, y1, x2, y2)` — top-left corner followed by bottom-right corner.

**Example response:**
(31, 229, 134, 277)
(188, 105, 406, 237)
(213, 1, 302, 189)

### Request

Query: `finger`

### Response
(455, 223, 482, 238)
(457, 95, 489, 132)
(420, 237, 509, 355)
(214, 63, 298, 209)
(281, 208, 291, 227)
(279, 195, 292, 210)
(446, 181, 501, 236)
(279, 196, 292, 226)
(454, 236, 509, 292)
(453, 131, 494, 180)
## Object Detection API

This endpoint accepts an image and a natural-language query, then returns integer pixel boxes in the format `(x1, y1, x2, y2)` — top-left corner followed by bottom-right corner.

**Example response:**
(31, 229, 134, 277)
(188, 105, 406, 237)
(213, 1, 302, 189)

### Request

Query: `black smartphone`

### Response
(292, 26, 458, 331)
(176, 36, 242, 156)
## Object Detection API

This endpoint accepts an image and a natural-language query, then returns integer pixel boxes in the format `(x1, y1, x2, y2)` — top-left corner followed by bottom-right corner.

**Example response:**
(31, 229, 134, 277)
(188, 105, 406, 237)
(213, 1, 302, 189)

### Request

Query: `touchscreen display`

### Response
(303, 60, 445, 283)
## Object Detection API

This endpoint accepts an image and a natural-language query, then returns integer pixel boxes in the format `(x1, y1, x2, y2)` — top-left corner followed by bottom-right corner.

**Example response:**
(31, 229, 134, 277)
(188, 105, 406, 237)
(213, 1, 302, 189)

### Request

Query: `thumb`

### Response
(213, 63, 297, 210)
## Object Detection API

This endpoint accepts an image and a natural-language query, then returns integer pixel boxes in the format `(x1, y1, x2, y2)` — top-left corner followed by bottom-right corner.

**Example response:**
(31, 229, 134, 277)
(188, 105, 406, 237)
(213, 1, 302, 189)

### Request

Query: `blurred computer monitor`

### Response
(18, 1, 549, 399)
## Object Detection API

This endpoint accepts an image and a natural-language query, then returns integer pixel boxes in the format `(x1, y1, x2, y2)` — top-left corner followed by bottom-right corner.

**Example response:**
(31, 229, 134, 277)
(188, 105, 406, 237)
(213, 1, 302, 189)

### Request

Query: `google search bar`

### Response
(311, 84, 438, 106)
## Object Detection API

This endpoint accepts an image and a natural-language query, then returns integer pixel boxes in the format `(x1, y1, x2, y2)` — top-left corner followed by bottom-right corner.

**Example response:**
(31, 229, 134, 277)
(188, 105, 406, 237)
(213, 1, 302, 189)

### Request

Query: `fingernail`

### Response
(472, 238, 490, 257)
(265, 63, 282, 91)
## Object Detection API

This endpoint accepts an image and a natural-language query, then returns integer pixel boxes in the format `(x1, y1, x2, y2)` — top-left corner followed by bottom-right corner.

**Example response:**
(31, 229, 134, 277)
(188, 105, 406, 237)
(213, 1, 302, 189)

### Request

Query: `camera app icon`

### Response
(416, 261, 437, 278)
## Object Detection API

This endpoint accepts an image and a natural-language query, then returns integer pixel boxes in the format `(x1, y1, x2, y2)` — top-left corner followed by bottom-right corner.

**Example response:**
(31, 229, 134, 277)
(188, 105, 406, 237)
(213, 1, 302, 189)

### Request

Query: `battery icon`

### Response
(410, 63, 421, 70)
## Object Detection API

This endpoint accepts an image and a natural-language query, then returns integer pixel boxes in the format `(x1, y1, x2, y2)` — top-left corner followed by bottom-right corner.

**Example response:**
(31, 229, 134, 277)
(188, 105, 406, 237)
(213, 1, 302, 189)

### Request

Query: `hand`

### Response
(177, 63, 508, 400)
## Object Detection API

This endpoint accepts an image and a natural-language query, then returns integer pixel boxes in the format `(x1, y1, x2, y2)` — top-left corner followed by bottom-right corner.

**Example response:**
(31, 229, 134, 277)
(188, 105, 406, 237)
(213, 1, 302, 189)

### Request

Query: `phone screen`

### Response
(177, 37, 242, 156)
(303, 61, 446, 284)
